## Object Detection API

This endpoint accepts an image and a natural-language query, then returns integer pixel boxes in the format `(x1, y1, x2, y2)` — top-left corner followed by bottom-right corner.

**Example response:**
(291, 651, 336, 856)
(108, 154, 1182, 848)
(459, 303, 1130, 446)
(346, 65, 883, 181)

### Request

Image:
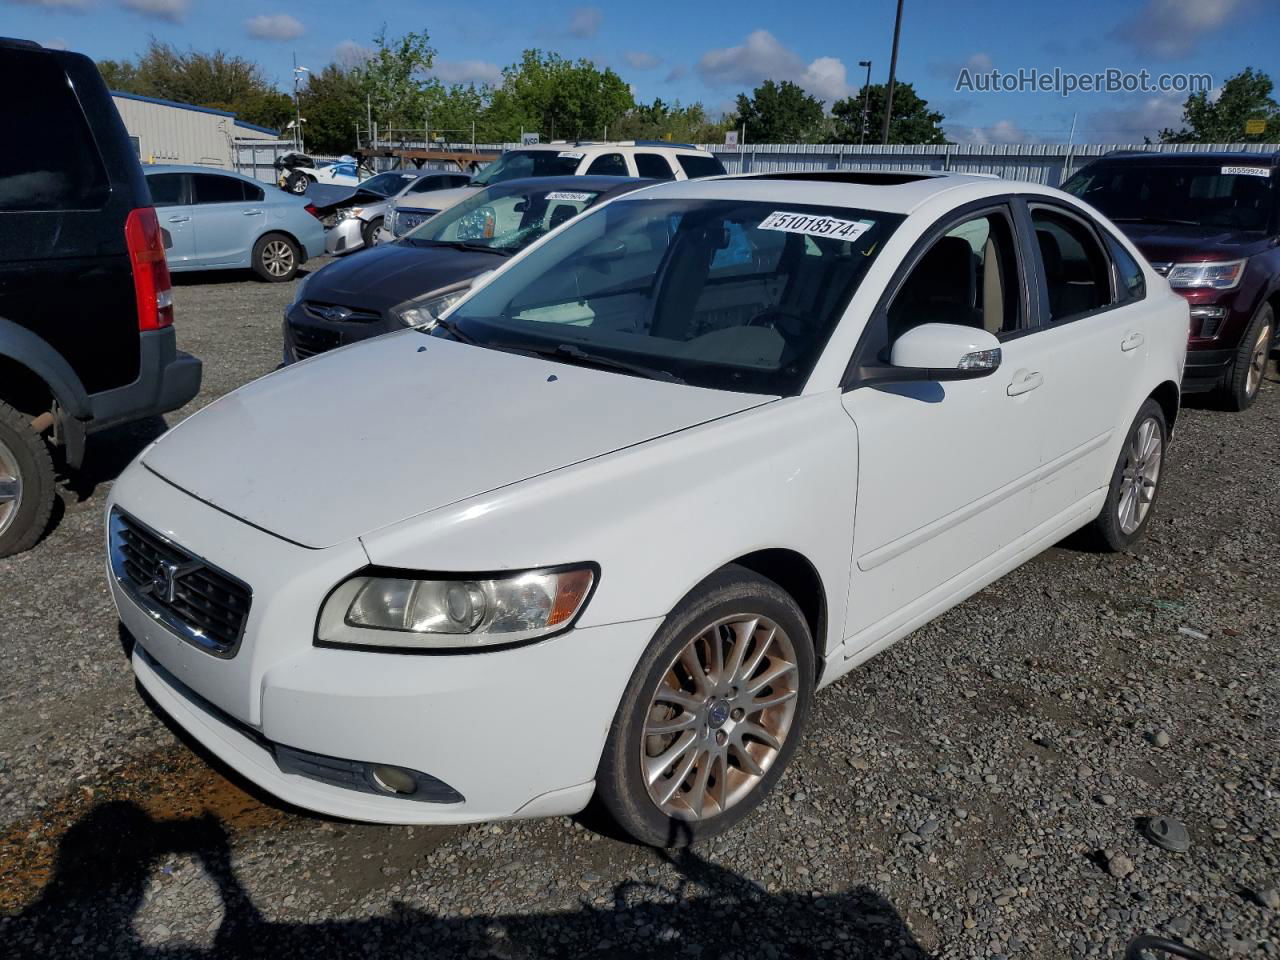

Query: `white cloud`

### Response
(431, 59, 503, 87)
(624, 51, 661, 70)
(568, 5, 602, 39)
(1112, 0, 1250, 59)
(334, 39, 373, 66)
(6, 0, 92, 10)
(665, 64, 687, 83)
(245, 14, 305, 41)
(118, 0, 187, 21)
(696, 29, 853, 101)
(1084, 91, 1187, 142)
(947, 119, 1041, 145)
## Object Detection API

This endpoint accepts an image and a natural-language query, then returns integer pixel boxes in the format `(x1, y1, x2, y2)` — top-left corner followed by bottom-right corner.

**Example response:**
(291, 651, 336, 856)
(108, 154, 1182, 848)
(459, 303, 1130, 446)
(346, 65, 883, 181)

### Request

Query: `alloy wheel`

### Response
(641, 615, 800, 821)
(0, 437, 22, 540)
(262, 240, 295, 277)
(1246, 322, 1272, 399)
(1117, 416, 1162, 535)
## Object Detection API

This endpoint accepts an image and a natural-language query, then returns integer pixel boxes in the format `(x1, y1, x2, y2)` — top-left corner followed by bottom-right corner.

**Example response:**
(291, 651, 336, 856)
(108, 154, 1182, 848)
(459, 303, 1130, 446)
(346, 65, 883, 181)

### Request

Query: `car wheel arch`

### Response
(1148, 380, 1180, 438)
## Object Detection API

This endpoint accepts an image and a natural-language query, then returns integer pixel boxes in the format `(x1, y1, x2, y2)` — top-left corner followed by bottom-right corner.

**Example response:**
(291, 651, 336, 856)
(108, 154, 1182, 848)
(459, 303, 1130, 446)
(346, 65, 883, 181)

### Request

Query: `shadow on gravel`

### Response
(64, 416, 169, 501)
(171, 268, 316, 286)
(1, 800, 932, 960)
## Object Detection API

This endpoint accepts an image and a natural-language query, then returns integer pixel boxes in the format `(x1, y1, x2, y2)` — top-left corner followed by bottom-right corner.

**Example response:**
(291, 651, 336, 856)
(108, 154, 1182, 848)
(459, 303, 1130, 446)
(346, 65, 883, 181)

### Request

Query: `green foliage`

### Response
(731, 80, 825, 143)
(358, 29, 438, 129)
(485, 50, 634, 141)
(300, 63, 365, 154)
(1160, 68, 1280, 143)
(613, 99, 729, 143)
(829, 82, 948, 145)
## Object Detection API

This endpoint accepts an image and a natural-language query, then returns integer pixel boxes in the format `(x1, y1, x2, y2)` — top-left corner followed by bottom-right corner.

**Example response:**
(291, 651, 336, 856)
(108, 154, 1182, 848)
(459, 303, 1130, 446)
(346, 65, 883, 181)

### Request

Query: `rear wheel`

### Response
(285, 171, 311, 195)
(252, 233, 300, 282)
(0, 400, 56, 558)
(362, 217, 384, 249)
(1088, 398, 1166, 552)
(1223, 304, 1273, 411)
(596, 566, 814, 846)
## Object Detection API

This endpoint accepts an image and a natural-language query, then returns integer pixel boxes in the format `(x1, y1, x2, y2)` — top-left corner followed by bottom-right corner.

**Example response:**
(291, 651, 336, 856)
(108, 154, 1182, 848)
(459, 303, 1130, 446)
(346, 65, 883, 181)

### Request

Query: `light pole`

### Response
(858, 60, 872, 146)
(881, 0, 905, 145)
(291, 55, 309, 153)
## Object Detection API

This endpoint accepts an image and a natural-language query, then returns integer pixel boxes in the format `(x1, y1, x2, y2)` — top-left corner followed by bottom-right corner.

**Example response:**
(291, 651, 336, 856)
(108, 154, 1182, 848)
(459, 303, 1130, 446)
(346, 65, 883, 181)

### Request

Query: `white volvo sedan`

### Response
(106, 171, 1188, 846)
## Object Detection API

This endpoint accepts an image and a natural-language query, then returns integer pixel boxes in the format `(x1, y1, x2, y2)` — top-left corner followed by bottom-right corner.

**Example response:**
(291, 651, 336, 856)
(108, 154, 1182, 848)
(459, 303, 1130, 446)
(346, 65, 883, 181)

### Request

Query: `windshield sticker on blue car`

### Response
(759, 211, 875, 241)
(1221, 166, 1271, 178)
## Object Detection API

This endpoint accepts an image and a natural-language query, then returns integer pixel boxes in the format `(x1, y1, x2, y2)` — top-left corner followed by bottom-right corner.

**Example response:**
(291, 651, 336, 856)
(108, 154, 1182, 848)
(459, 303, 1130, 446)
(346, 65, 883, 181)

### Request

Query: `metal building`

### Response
(110, 91, 279, 169)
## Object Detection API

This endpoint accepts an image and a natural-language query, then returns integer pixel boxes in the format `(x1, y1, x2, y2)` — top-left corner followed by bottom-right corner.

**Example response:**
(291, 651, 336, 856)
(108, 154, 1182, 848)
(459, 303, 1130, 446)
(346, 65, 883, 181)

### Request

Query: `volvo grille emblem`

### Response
(152, 561, 181, 603)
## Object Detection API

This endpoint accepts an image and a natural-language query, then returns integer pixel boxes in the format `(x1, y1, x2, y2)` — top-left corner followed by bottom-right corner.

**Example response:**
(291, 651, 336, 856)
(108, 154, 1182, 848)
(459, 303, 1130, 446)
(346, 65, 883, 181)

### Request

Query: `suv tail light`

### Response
(304, 202, 321, 220)
(125, 207, 174, 332)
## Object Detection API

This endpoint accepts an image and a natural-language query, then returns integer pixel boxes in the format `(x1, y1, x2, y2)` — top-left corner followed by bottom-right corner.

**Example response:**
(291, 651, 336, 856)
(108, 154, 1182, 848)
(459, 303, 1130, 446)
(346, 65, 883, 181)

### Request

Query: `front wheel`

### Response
(1223, 304, 1273, 411)
(596, 566, 814, 847)
(252, 233, 300, 282)
(0, 400, 56, 558)
(362, 217, 384, 250)
(1088, 398, 1167, 552)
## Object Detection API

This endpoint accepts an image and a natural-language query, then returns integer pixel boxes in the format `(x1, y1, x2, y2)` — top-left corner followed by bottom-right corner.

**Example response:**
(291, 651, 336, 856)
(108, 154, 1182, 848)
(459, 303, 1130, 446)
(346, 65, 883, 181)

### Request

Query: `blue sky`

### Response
(7, 0, 1278, 143)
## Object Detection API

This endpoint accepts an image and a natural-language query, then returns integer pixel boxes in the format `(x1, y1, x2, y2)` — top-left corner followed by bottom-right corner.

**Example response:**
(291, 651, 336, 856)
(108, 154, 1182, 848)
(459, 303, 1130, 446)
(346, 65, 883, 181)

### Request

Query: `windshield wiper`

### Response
(428, 316, 476, 344)
(413, 239, 513, 256)
(1109, 216, 1201, 226)
(550, 343, 686, 385)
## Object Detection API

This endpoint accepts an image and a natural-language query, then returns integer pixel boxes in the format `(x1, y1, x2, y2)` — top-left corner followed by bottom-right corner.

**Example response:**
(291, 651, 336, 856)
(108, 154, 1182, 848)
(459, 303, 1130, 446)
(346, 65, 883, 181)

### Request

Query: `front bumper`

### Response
(107, 463, 658, 824)
(281, 301, 397, 363)
(1180, 347, 1234, 392)
(324, 218, 366, 256)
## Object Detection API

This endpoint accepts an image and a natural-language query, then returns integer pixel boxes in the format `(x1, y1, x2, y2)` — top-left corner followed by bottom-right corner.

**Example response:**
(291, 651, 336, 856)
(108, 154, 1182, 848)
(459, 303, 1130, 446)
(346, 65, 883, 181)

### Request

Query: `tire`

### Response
(1222, 303, 1273, 412)
(285, 171, 311, 195)
(596, 565, 815, 847)
(252, 233, 300, 282)
(0, 400, 56, 559)
(1088, 398, 1167, 552)
(362, 217, 384, 250)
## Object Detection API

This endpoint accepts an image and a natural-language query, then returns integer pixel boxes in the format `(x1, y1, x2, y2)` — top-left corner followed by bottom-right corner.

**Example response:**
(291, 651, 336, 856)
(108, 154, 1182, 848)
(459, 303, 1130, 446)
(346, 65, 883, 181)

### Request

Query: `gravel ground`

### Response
(1, 264, 1277, 960)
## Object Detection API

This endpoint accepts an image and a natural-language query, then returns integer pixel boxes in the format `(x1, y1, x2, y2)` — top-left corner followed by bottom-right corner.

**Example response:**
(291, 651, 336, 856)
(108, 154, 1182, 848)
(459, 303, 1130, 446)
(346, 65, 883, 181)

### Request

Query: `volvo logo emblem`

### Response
(152, 561, 181, 604)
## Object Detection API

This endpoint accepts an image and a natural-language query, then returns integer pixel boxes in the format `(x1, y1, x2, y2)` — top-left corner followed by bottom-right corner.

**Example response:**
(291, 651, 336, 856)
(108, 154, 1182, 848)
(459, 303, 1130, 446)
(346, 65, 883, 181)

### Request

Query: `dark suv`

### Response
(1063, 151, 1279, 410)
(0, 39, 201, 556)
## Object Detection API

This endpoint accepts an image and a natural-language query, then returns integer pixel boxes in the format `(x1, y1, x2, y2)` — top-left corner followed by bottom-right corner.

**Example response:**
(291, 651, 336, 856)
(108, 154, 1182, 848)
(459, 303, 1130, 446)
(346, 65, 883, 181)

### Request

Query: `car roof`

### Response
(479, 174, 650, 193)
(511, 141, 714, 156)
(143, 163, 262, 179)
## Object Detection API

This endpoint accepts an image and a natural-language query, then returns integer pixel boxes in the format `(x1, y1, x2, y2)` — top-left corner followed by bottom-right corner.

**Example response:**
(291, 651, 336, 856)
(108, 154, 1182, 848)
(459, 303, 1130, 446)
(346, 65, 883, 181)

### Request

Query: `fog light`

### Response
(369, 765, 418, 795)
(1189, 305, 1226, 338)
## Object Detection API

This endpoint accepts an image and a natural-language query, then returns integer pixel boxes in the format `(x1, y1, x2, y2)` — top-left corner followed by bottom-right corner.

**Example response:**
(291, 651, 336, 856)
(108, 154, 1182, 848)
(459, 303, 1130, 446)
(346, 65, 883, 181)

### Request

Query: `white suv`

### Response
(107, 171, 1188, 846)
(382, 140, 725, 239)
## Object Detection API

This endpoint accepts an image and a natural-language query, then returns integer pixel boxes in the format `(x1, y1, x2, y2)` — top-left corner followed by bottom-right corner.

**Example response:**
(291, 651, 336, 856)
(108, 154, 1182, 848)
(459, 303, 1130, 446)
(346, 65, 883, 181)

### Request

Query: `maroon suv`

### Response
(1064, 151, 1279, 409)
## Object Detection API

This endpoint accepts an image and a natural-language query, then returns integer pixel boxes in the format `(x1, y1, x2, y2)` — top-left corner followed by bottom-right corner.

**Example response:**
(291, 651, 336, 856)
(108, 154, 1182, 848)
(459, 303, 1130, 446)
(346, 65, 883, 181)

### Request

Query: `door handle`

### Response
(1007, 370, 1044, 396)
(167, 216, 190, 223)
(1121, 332, 1145, 352)
(243, 209, 264, 216)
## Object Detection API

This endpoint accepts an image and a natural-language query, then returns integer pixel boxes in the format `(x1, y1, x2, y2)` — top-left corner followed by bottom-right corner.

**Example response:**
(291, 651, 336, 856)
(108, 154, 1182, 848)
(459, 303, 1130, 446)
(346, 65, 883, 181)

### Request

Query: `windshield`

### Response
(360, 172, 419, 197)
(1063, 163, 1276, 231)
(440, 198, 902, 395)
(405, 184, 603, 252)
(472, 150, 583, 187)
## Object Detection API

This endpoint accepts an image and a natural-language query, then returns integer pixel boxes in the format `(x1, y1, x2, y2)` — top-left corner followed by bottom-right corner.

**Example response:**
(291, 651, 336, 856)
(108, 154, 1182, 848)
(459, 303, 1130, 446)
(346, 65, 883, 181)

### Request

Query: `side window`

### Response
(244, 182, 265, 203)
(192, 174, 247, 204)
(147, 173, 187, 207)
(635, 153, 676, 180)
(1106, 236, 1146, 303)
(585, 153, 628, 176)
(1030, 207, 1113, 322)
(887, 210, 1023, 343)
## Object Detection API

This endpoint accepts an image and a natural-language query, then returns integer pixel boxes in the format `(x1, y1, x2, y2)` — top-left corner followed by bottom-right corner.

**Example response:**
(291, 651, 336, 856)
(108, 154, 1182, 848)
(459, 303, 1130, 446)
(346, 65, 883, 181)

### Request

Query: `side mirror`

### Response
(888, 323, 1002, 381)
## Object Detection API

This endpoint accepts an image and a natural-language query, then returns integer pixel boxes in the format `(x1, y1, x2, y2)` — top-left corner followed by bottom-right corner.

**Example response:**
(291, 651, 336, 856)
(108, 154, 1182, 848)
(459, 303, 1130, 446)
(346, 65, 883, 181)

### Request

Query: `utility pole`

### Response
(881, 0, 905, 145)
(291, 54, 309, 153)
(858, 60, 872, 146)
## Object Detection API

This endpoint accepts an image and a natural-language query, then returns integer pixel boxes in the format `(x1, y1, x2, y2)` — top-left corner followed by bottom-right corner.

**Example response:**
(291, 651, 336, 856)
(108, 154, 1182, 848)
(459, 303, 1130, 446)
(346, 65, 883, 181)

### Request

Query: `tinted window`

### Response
(361, 172, 418, 196)
(635, 153, 676, 180)
(193, 174, 247, 204)
(1031, 207, 1113, 322)
(889, 211, 1022, 342)
(244, 182, 265, 202)
(676, 154, 727, 179)
(446, 199, 902, 396)
(1107, 237, 1146, 303)
(147, 173, 187, 207)
(585, 153, 629, 176)
(0, 51, 110, 212)
(1063, 163, 1276, 232)
(471, 150, 581, 186)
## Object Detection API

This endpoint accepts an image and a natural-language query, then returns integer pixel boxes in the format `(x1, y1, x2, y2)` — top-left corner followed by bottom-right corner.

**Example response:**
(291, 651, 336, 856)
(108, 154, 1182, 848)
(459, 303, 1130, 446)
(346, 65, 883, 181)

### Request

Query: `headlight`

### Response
(317, 566, 597, 650)
(1166, 259, 1247, 290)
(290, 272, 312, 308)
(390, 287, 469, 327)
(335, 207, 365, 222)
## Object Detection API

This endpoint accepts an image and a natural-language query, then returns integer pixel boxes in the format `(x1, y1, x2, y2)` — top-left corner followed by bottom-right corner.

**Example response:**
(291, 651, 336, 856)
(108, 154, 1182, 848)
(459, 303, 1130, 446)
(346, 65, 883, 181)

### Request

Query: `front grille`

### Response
(393, 206, 437, 236)
(110, 510, 251, 658)
(302, 301, 381, 324)
(1149, 261, 1173, 277)
(290, 325, 341, 359)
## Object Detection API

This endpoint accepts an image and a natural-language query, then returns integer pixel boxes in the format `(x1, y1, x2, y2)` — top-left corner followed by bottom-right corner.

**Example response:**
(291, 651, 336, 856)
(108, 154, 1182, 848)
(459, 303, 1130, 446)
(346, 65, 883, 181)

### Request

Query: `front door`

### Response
(841, 205, 1043, 646)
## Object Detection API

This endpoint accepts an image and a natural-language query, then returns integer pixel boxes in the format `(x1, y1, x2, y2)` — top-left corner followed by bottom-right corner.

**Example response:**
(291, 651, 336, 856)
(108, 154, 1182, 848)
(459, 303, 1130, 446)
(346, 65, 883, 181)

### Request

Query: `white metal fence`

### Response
(234, 138, 1280, 188)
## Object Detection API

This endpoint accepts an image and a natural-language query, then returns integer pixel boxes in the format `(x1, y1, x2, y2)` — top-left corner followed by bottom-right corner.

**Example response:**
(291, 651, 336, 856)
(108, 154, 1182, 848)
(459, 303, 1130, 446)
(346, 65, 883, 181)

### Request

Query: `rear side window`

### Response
(586, 153, 629, 176)
(1107, 237, 1146, 303)
(193, 174, 248, 204)
(244, 182, 265, 202)
(0, 51, 110, 212)
(147, 173, 187, 207)
(676, 154, 727, 179)
(635, 153, 676, 180)
(1030, 207, 1114, 322)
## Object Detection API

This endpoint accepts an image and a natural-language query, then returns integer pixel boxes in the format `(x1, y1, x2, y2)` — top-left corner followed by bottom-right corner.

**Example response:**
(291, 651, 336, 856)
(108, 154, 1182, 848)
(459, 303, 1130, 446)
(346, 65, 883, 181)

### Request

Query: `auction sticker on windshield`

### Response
(760, 211, 875, 241)
(544, 191, 594, 202)
(558, 152, 585, 160)
(1222, 166, 1272, 178)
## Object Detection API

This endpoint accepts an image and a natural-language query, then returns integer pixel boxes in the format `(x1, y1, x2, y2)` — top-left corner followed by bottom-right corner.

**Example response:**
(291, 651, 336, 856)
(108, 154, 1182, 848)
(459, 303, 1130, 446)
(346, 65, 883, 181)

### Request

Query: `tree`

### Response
(829, 82, 947, 145)
(614, 98, 728, 143)
(300, 63, 365, 154)
(359, 29, 438, 131)
(484, 50, 634, 141)
(730, 80, 825, 143)
(1159, 67, 1280, 143)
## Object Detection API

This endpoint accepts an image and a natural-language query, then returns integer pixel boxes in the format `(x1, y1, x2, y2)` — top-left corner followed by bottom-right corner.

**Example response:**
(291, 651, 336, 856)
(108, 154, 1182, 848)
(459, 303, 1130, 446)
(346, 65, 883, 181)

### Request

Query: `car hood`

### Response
(302, 242, 499, 314)
(1114, 222, 1270, 262)
(395, 185, 480, 212)
(142, 333, 771, 549)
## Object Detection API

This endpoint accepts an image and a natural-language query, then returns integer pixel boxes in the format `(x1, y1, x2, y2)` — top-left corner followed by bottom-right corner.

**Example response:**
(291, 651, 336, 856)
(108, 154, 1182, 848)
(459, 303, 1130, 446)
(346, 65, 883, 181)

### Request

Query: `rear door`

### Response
(191, 173, 259, 266)
(147, 172, 197, 266)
